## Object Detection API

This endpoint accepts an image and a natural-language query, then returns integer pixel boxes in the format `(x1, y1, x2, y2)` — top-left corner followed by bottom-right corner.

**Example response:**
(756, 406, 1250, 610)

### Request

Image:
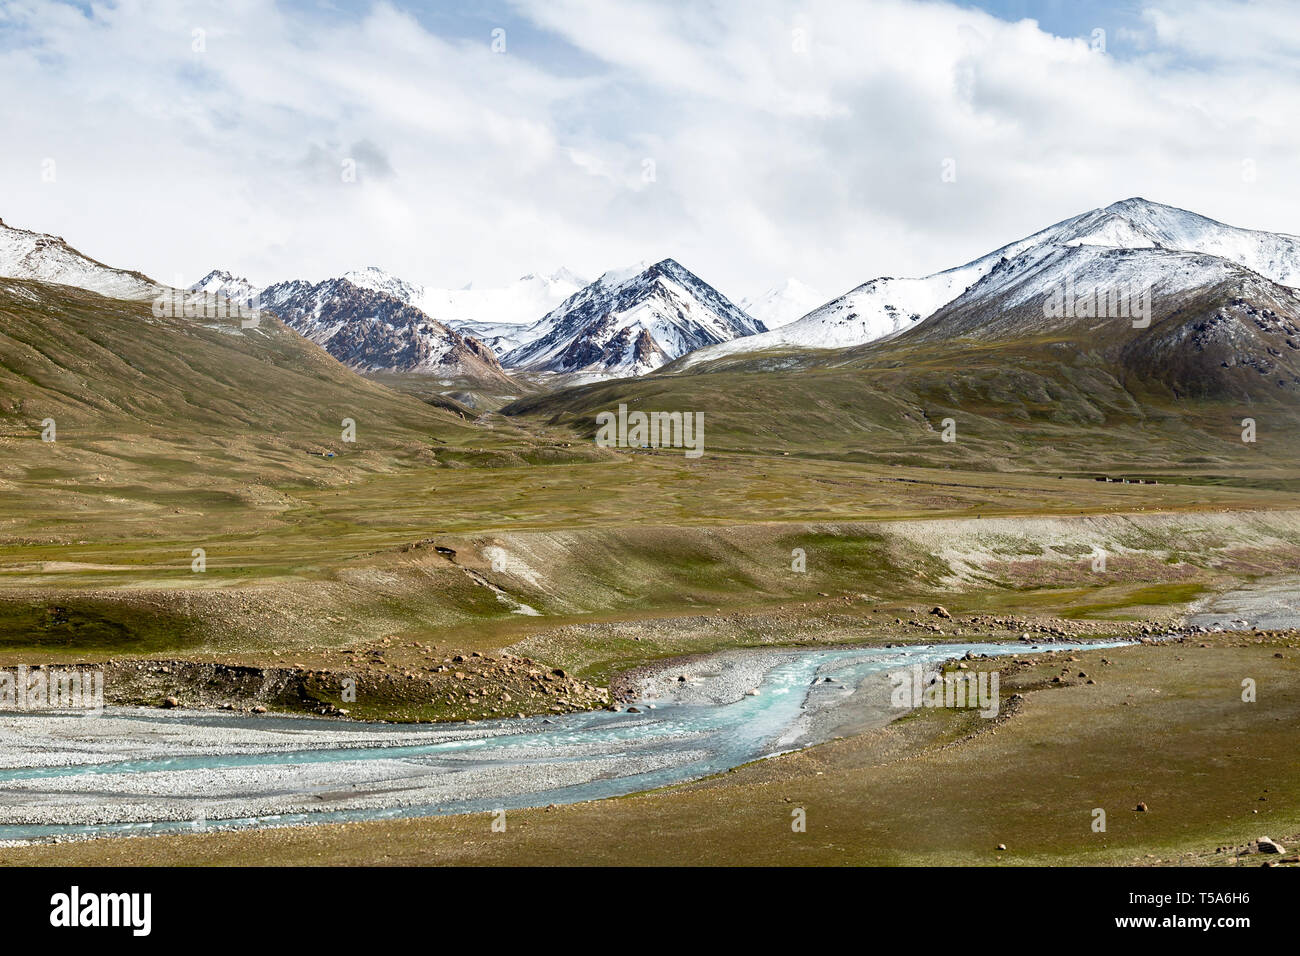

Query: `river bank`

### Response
(0, 636, 1136, 844)
(5, 628, 1295, 866)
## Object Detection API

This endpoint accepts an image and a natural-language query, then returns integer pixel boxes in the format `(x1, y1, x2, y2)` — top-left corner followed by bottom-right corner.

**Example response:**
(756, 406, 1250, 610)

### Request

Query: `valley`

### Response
(2, 198, 1299, 867)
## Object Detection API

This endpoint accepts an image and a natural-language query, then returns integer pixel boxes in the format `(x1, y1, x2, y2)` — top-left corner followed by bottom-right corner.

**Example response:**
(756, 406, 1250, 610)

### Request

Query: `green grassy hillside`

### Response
(505, 327, 1300, 487)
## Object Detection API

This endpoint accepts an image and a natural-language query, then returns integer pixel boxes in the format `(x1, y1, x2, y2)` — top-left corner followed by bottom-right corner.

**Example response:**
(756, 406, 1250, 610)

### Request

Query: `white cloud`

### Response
(1, 0, 1298, 310)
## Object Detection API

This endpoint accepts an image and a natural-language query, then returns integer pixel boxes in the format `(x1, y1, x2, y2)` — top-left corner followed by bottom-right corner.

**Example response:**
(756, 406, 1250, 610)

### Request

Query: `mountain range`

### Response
(194, 258, 765, 383)
(503, 197, 1300, 482)
(339, 266, 588, 356)
(678, 198, 1300, 368)
(7, 197, 1300, 414)
(187, 270, 512, 391)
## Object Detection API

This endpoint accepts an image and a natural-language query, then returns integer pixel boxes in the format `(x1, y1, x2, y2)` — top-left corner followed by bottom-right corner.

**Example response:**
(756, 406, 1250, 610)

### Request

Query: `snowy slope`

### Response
(677, 198, 1300, 368)
(502, 259, 765, 378)
(909, 243, 1246, 342)
(1055, 198, 1300, 285)
(738, 278, 825, 329)
(436, 318, 537, 356)
(339, 266, 425, 308)
(0, 216, 161, 301)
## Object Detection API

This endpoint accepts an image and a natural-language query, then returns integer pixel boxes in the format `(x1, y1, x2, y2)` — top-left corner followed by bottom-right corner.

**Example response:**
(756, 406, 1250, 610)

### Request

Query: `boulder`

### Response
(1258, 837, 1285, 854)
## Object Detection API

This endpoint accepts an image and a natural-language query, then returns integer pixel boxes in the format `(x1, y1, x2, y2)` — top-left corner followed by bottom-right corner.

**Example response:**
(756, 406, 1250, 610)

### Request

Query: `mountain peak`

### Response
(503, 258, 763, 377)
(1105, 196, 1156, 211)
(196, 268, 246, 284)
(596, 261, 649, 288)
(191, 270, 262, 306)
(1094, 196, 1233, 234)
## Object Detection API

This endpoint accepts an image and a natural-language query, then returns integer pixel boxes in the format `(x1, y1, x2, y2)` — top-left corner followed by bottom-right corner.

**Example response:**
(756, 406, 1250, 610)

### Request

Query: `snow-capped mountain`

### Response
(502, 258, 766, 378)
(739, 278, 825, 329)
(191, 269, 263, 307)
(1060, 197, 1300, 285)
(677, 198, 1300, 368)
(892, 237, 1300, 400)
(256, 277, 513, 386)
(338, 266, 426, 310)
(911, 242, 1247, 343)
(0, 216, 161, 301)
(192, 262, 587, 376)
(342, 266, 587, 354)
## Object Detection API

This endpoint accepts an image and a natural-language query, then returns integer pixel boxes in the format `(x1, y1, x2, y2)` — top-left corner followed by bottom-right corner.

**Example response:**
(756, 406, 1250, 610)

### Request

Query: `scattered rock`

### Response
(1258, 837, 1285, 854)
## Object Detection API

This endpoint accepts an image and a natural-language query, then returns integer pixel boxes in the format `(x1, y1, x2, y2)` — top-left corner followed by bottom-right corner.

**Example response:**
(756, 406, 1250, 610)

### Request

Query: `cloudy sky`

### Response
(1, 0, 1297, 305)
